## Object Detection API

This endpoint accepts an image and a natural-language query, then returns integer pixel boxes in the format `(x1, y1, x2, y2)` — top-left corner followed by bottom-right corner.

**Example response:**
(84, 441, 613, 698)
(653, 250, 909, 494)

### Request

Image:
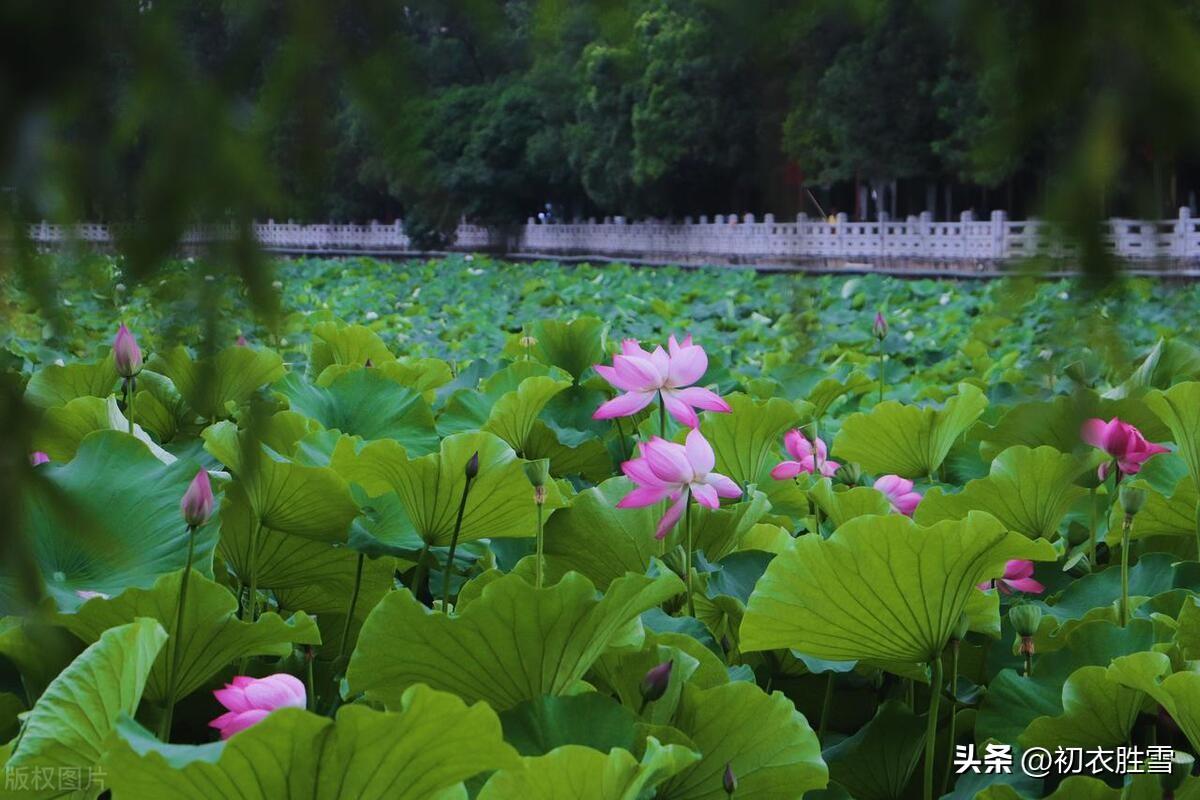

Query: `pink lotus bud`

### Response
(29, 451, 50, 466)
(236, 334, 248, 347)
(723, 763, 738, 796)
(112, 323, 143, 377)
(210, 673, 306, 739)
(465, 450, 480, 480)
(640, 659, 673, 703)
(180, 469, 214, 527)
(872, 312, 888, 340)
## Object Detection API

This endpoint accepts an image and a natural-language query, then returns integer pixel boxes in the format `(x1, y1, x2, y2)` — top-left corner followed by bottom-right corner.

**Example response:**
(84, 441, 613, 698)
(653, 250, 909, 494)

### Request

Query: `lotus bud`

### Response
(180, 469, 215, 528)
(523, 458, 550, 488)
(950, 612, 969, 643)
(1009, 603, 1043, 639)
(465, 451, 479, 480)
(872, 312, 888, 341)
(1119, 486, 1146, 519)
(29, 451, 50, 467)
(236, 334, 248, 347)
(1064, 361, 1089, 385)
(723, 763, 737, 797)
(365, 358, 374, 368)
(640, 660, 673, 704)
(112, 323, 143, 378)
(835, 462, 862, 486)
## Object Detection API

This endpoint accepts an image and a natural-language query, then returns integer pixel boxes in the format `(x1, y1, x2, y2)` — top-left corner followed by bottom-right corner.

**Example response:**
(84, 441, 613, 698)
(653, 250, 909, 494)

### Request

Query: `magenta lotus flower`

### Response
(180, 469, 214, 528)
(874, 475, 922, 516)
(978, 560, 1045, 595)
(873, 311, 888, 340)
(618, 429, 742, 538)
(210, 674, 306, 739)
(770, 429, 839, 479)
(593, 335, 730, 428)
(112, 323, 143, 378)
(1082, 417, 1169, 480)
(29, 451, 50, 467)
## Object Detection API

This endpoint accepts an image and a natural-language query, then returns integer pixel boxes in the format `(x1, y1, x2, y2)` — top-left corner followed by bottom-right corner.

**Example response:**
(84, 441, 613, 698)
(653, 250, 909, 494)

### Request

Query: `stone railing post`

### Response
(1177, 206, 1192, 259)
(990, 210, 1007, 259)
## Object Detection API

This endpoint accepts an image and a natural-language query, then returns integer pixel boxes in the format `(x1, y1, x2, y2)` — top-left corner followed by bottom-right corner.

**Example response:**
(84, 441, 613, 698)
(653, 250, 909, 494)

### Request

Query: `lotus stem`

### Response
(923, 655, 944, 800)
(1194, 499, 1200, 562)
(614, 416, 630, 461)
(158, 524, 197, 741)
(441, 470, 477, 612)
(125, 376, 136, 435)
(243, 523, 261, 624)
(535, 500, 545, 590)
(412, 541, 431, 602)
(1088, 487, 1098, 565)
(1120, 513, 1133, 626)
(336, 553, 365, 661)
(877, 340, 885, 405)
(940, 641, 960, 795)
(685, 493, 695, 618)
(305, 645, 316, 712)
(818, 672, 835, 741)
(658, 390, 667, 439)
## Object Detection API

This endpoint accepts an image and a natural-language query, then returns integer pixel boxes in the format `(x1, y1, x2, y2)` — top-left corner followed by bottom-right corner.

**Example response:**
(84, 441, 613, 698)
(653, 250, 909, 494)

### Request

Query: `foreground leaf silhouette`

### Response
(104, 685, 519, 799)
(740, 511, 1056, 663)
(347, 571, 684, 710)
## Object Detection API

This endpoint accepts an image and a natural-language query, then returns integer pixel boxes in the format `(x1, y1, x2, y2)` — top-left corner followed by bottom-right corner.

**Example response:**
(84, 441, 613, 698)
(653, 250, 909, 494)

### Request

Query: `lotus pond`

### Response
(5, 254, 1200, 799)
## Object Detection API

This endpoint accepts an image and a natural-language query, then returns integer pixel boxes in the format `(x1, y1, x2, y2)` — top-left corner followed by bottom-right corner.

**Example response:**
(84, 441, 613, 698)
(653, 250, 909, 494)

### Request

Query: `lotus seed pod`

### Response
(640, 660, 673, 703)
(835, 462, 863, 486)
(1119, 485, 1146, 517)
(523, 458, 550, 488)
(1009, 603, 1043, 638)
(1162, 752, 1193, 794)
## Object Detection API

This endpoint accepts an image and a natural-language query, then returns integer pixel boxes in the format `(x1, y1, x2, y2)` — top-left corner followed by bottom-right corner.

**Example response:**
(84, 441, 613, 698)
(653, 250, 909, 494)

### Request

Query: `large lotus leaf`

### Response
(203, 422, 358, 542)
(477, 739, 699, 800)
(914, 446, 1086, 539)
(483, 373, 573, 456)
(1038, 552, 1198, 623)
(1107, 338, 1200, 399)
(317, 358, 453, 404)
(12, 431, 219, 610)
(499, 693, 640, 756)
(1173, 596, 1200, 659)
(700, 393, 802, 487)
(740, 511, 1056, 664)
(822, 700, 925, 800)
(1018, 665, 1143, 749)
(1107, 651, 1200, 752)
(130, 370, 192, 443)
(974, 776, 1124, 800)
(0, 618, 80, 702)
(333, 431, 562, 547)
(808, 479, 891, 528)
(976, 619, 1158, 745)
(591, 630, 720, 727)
(273, 369, 438, 453)
(346, 571, 684, 710)
(438, 362, 573, 448)
(1125, 474, 1197, 540)
(977, 391, 1171, 463)
(655, 681, 828, 800)
(24, 355, 118, 409)
(6, 618, 166, 796)
(150, 344, 284, 421)
(56, 570, 320, 704)
(1146, 381, 1200, 494)
(523, 419, 613, 483)
(30, 395, 111, 461)
(104, 684, 520, 800)
(528, 316, 607, 380)
(806, 372, 874, 420)
(309, 321, 396, 376)
(833, 383, 987, 479)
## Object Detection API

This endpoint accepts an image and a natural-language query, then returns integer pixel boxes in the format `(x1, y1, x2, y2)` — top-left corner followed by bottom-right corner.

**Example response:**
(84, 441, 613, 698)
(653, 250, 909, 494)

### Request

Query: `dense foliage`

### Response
(4, 256, 1200, 797)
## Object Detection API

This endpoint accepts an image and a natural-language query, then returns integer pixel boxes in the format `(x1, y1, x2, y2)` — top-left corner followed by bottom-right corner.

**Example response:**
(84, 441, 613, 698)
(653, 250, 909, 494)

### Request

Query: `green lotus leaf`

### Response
(129, 370, 192, 443)
(1174, 596, 1200, 659)
(24, 355, 119, 409)
(808, 478, 891, 528)
(30, 395, 111, 461)
(150, 344, 284, 422)
(499, 693, 640, 756)
(822, 700, 925, 800)
(273, 369, 438, 453)
(309, 321, 396, 376)
(522, 419, 613, 483)
(833, 383, 987, 479)
(0, 618, 80, 702)
(439, 361, 574, 452)
(1146, 381, 1200, 495)
(104, 684, 520, 800)
(346, 571, 684, 711)
(317, 358, 454, 403)
(55, 570, 320, 704)
(477, 739, 699, 800)
(203, 422, 358, 542)
(333, 431, 562, 547)
(10, 431, 219, 611)
(1039, 552, 1199, 623)
(483, 373, 573, 456)
(528, 316, 607, 380)
(1107, 650, 1200, 752)
(1018, 665, 1143, 749)
(700, 393, 802, 487)
(974, 776, 1123, 800)
(1125, 475, 1197, 540)
(1107, 338, 1200, 399)
(914, 446, 1087, 539)
(6, 618, 166, 796)
(806, 371, 873, 421)
(0, 692, 23, 742)
(655, 681, 828, 800)
(740, 511, 1056, 664)
(591, 629, 722, 727)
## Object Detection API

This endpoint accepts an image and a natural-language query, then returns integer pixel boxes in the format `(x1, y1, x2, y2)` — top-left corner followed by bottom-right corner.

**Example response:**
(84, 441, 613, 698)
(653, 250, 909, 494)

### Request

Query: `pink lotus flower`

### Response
(594, 335, 730, 428)
(618, 429, 742, 539)
(180, 469, 214, 528)
(978, 560, 1045, 595)
(1081, 417, 1169, 480)
(770, 429, 840, 479)
(210, 674, 306, 739)
(112, 323, 143, 378)
(29, 452, 50, 466)
(874, 475, 922, 516)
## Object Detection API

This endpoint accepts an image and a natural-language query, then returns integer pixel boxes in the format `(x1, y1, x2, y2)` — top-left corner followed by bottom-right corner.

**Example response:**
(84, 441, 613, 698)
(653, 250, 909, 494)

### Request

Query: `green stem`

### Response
(125, 376, 136, 435)
(441, 474, 476, 612)
(1024, 648, 1033, 677)
(658, 390, 667, 439)
(940, 642, 960, 796)
(818, 672, 835, 741)
(924, 656, 944, 800)
(336, 553, 365, 661)
(1194, 499, 1200, 562)
(1120, 514, 1132, 626)
(412, 541, 431, 600)
(535, 501, 545, 590)
(158, 525, 197, 741)
(1088, 487, 1098, 566)
(305, 647, 316, 711)
(685, 493, 695, 618)
(878, 341, 885, 405)
(243, 523, 261, 623)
